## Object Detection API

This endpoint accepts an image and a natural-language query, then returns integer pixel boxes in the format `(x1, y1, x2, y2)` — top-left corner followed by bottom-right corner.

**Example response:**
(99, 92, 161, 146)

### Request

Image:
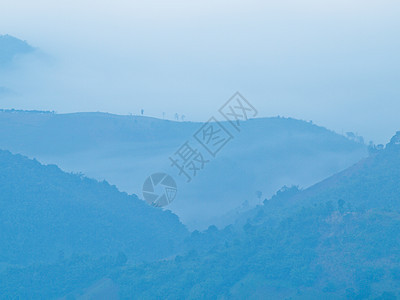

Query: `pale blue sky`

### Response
(0, 0, 399, 143)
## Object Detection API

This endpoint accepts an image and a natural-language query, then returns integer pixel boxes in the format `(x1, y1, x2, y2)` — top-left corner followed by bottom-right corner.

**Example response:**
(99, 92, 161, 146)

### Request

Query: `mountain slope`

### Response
(0, 111, 367, 229)
(111, 133, 400, 299)
(0, 150, 188, 265)
(0, 35, 34, 66)
(270, 131, 400, 215)
(0, 135, 397, 299)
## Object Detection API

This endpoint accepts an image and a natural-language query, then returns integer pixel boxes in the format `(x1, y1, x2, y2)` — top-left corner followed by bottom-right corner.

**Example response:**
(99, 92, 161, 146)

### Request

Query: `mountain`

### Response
(265, 131, 400, 216)
(0, 149, 188, 265)
(0, 111, 367, 229)
(0, 34, 34, 67)
(111, 132, 400, 299)
(1, 133, 397, 299)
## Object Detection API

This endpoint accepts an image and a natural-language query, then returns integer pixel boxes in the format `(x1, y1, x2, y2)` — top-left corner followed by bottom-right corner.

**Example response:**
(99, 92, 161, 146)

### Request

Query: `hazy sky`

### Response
(0, 0, 399, 143)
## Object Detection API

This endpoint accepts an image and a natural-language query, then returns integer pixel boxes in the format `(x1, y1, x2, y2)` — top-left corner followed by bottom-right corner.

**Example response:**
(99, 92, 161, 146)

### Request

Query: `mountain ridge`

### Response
(0, 110, 368, 229)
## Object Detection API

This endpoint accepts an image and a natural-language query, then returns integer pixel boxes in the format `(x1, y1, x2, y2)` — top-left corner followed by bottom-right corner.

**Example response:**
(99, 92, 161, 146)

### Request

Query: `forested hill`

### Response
(266, 131, 400, 215)
(0, 150, 188, 265)
(111, 132, 400, 299)
(0, 135, 398, 299)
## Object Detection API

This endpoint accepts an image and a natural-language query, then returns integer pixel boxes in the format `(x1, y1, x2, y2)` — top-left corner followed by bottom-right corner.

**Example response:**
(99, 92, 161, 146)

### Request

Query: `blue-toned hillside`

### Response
(0, 35, 34, 66)
(1, 133, 398, 299)
(112, 132, 400, 299)
(0, 150, 188, 265)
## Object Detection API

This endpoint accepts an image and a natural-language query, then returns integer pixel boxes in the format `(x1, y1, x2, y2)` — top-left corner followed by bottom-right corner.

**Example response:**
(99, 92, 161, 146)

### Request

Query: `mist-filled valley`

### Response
(0, 109, 367, 229)
(1, 2, 400, 298)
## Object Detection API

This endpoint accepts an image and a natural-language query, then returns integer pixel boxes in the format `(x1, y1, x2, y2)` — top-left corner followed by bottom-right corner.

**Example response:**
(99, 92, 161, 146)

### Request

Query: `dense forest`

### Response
(0, 133, 399, 298)
(0, 150, 188, 265)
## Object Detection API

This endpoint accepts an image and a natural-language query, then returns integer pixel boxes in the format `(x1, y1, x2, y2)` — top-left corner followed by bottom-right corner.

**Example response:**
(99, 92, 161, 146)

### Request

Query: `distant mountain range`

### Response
(0, 36, 368, 229)
(0, 35, 36, 98)
(0, 111, 368, 229)
(0, 149, 188, 265)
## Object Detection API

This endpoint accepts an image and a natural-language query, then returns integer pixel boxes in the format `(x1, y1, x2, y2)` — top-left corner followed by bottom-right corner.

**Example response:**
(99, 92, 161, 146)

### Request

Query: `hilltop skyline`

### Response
(1, 0, 400, 144)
